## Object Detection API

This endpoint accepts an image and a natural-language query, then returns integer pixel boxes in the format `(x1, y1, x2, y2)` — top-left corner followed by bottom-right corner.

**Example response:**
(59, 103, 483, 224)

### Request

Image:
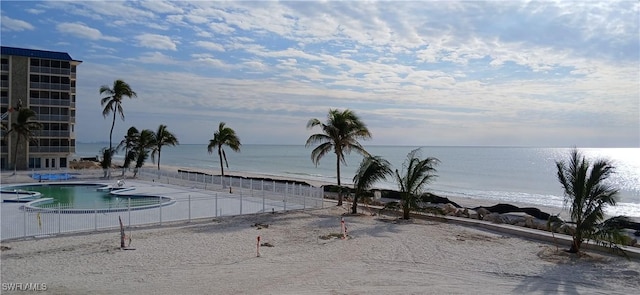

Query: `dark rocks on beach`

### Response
(472, 203, 552, 221)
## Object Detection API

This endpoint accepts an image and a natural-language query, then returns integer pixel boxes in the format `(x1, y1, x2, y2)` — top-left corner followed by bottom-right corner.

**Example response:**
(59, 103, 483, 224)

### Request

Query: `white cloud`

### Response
(56, 22, 120, 42)
(135, 34, 178, 51)
(193, 41, 225, 52)
(1, 16, 35, 31)
(139, 0, 184, 14)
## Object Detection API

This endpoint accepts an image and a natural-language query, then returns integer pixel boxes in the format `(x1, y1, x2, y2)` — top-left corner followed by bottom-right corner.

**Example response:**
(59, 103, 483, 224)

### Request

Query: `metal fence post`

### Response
(128, 197, 131, 228)
(240, 192, 243, 215)
(23, 205, 26, 238)
(215, 193, 218, 217)
(94, 200, 98, 231)
(159, 197, 163, 226)
(58, 203, 61, 234)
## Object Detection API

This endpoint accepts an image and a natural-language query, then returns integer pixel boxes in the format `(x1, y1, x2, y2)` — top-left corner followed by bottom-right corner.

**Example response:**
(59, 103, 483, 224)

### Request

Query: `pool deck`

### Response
(1, 176, 323, 241)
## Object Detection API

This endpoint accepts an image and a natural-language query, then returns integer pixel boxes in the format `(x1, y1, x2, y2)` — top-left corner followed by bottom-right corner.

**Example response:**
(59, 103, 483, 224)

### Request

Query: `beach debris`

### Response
(318, 233, 346, 240)
(1, 245, 11, 251)
(260, 242, 274, 247)
(251, 223, 269, 229)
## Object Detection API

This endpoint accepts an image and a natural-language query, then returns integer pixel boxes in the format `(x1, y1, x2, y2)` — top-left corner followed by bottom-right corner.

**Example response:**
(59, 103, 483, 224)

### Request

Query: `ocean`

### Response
(75, 143, 640, 217)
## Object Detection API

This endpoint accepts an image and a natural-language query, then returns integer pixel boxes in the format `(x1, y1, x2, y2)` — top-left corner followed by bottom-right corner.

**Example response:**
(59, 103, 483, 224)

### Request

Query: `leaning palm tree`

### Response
(6, 108, 42, 173)
(556, 148, 628, 254)
(117, 126, 140, 176)
(306, 109, 371, 206)
(100, 79, 137, 178)
(132, 129, 155, 178)
(352, 156, 393, 214)
(207, 122, 241, 177)
(151, 124, 179, 171)
(395, 148, 440, 219)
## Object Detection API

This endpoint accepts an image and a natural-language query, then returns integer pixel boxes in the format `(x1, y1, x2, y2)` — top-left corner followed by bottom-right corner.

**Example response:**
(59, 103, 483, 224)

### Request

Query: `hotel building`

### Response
(1, 46, 82, 170)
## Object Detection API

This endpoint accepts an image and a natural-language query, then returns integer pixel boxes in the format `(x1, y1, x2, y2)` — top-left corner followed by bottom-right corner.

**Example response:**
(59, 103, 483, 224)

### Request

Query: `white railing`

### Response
(1, 170, 325, 241)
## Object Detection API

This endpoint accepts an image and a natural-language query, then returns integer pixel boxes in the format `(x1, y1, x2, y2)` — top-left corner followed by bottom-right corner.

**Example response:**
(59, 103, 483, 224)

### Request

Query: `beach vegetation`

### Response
(555, 148, 630, 255)
(133, 129, 155, 177)
(395, 148, 440, 219)
(151, 124, 179, 171)
(306, 109, 371, 206)
(6, 108, 42, 173)
(117, 127, 140, 176)
(99, 79, 137, 179)
(207, 122, 241, 177)
(352, 156, 393, 214)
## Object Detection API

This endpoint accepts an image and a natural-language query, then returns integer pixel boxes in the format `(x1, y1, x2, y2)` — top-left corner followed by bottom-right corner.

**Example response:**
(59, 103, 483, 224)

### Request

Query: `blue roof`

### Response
(1, 46, 81, 62)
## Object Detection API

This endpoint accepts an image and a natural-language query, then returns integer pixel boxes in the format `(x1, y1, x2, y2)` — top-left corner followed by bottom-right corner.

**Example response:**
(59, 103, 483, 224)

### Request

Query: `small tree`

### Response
(132, 129, 154, 177)
(117, 126, 140, 177)
(207, 122, 241, 177)
(306, 109, 371, 206)
(6, 108, 42, 173)
(556, 148, 629, 254)
(395, 148, 439, 219)
(352, 156, 393, 214)
(151, 124, 179, 171)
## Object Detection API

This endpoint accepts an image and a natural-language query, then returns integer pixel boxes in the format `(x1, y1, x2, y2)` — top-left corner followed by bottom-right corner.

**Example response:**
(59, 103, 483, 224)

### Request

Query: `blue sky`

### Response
(1, 0, 638, 147)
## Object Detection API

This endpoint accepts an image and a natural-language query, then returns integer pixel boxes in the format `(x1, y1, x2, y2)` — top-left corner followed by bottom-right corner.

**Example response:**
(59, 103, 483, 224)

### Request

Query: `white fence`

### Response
(1, 169, 325, 241)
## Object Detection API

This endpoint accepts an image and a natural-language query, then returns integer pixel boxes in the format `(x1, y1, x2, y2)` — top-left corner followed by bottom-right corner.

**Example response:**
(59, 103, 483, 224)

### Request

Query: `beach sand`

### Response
(2, 166, 639, 294)
(2, 205, 639, 294)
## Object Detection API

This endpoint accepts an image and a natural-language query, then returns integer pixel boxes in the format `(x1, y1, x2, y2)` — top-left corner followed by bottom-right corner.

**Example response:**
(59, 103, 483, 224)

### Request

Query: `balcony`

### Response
(29, 98, 71, 107)
(29, 146, 72, 153)
(35, 114, 71, 122)
(34, 130, 71, 137)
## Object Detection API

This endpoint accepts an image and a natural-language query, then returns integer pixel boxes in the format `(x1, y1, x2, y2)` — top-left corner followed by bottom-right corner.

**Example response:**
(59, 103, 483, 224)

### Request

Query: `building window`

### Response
(60, 157, 67, 168)
(30, 59, 40, 67)
(29, 157, 42, 169)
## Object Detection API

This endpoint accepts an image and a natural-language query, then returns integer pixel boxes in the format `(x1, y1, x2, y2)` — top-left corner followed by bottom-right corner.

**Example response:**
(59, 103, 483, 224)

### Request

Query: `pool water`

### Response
(7, 184, 162, 209)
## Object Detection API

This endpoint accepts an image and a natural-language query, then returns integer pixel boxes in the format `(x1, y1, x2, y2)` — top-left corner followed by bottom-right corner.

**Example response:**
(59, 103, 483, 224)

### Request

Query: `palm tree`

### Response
(117, 126, 140, 176)
(306, 109, 372, 206)
(151, 124, 179, 171)
(352, 156, 393, 214)
(132, 129, 155, 178)
(6, 108, 42, 173)
(395, 148, 440, 219)
(556, 148, 628, 254)
(100, 79, 137, 177)
(207, 122, 241, 177)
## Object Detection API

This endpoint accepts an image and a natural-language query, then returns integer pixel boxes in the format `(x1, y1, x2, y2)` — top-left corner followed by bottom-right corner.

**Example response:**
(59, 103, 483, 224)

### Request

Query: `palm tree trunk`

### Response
(12, 137, 20, 174)
(351, 192, 358, 214)
(157, 150, 161, 170)
(218, 148, 225, 176)
(108, 109, 116, 179)
(336, 155, 342, 206)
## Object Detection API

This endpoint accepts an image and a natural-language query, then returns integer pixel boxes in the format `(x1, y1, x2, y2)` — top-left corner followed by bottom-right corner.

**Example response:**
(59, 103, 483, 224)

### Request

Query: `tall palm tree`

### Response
(395, 148, 439, 219)
(207, 122, 241, 177)
(117, 126, 140, 176)
(151, 124, 179, 171)
(306, 109, 372, 206)
(352, 155, 393, 214)
(133, 129, 155, 178)
(556, 148, 628, 254)
(99, 79, 137, 177)
(6, 108, 42, 173)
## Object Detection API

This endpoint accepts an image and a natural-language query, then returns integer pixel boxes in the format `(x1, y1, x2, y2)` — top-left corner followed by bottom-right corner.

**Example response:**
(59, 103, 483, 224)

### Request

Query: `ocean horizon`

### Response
(75, 143, 640, 217)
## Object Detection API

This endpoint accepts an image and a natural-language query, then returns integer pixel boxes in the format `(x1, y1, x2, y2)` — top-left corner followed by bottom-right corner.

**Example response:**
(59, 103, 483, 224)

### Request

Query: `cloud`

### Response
(193, 41, 225, 52)
(1, 16, 35, 31)
(135, 34, 178, 51)
(56, 22, 120, 42)
(139, 0, 184, 14)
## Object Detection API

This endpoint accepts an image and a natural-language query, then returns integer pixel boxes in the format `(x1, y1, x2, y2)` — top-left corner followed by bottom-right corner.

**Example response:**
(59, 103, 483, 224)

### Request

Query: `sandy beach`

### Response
(2, 166, 640, 294)
(1, 204, 639, 294)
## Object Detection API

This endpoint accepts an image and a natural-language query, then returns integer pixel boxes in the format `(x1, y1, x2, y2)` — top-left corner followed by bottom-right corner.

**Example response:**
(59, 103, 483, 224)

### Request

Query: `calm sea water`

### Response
(75, 144, 640, 217)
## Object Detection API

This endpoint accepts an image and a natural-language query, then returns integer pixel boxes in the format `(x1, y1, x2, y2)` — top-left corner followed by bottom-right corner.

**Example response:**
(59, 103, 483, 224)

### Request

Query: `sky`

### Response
(1, 0, 639, 147)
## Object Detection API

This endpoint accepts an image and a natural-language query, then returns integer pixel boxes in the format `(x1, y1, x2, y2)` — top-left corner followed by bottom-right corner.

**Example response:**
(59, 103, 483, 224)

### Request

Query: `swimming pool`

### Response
(1, 183, 173, 212)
